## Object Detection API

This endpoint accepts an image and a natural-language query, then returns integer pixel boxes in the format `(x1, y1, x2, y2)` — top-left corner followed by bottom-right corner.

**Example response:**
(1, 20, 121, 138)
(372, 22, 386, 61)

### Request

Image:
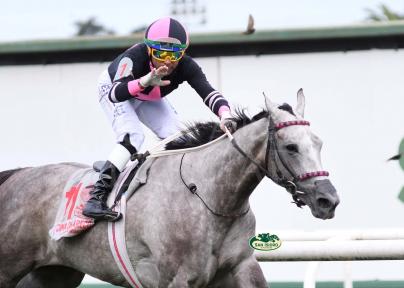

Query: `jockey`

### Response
(83, 17, 236, 221)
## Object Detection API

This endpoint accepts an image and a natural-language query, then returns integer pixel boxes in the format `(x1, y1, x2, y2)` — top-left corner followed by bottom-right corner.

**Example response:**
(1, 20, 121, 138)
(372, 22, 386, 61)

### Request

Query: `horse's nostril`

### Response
(317, 198, 332, 209)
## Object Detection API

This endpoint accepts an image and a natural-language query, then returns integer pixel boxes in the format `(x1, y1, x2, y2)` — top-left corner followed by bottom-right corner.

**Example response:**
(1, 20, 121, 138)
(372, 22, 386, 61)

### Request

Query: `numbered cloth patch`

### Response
(114, 57, 133, 81)
(49, 169, 97, 240)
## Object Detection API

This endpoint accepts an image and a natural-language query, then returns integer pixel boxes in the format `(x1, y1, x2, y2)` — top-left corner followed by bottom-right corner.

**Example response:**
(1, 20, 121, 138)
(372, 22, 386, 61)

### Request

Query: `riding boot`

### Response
(83, 134, 137, 221)
(82, 161, 122, 221)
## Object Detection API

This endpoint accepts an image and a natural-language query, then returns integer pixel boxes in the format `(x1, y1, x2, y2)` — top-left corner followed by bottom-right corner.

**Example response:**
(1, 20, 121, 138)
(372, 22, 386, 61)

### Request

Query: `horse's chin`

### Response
(295, 198, 336, 220)
(310, 208, 336, 220)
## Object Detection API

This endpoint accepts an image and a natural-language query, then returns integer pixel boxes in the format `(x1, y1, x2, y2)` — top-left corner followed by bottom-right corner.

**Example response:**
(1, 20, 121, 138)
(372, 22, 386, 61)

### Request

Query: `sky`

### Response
(1, 0, 404, 42)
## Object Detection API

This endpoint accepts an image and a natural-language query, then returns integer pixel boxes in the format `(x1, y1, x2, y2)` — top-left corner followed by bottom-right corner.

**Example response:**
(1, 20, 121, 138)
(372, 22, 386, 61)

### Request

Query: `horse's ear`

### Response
(263, 92, 277, 114)
(296, 88, 305, 118)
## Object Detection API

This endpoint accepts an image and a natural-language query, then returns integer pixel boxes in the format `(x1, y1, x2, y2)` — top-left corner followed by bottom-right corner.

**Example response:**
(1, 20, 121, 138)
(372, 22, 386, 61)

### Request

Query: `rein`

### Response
(227, 116, 329, 208)
(179, 154, 250, 218)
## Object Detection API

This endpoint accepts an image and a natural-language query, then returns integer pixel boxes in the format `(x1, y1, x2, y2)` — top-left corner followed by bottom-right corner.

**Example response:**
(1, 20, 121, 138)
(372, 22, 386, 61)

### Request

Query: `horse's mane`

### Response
(0, 168, 24, 187)
(165, 103, 296, 150)
(165, 108, 270, 150)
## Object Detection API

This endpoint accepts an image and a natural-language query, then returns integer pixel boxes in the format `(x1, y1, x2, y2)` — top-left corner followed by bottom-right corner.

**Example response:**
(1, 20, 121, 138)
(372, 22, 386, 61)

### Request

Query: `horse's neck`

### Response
(189, 118, 268, 213)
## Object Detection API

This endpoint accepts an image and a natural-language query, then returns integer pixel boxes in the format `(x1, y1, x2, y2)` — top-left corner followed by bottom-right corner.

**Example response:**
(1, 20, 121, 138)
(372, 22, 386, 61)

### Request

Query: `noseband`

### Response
(228, 115, 329, 208)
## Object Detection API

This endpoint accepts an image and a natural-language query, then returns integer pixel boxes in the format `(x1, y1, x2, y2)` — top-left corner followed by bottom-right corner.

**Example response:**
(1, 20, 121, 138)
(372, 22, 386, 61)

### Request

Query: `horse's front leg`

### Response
(232, 256, 268, 288)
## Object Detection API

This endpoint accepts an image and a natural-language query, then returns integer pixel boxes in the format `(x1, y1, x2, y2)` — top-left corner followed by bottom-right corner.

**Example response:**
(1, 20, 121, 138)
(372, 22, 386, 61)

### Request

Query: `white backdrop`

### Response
(1, 49, 403, 282)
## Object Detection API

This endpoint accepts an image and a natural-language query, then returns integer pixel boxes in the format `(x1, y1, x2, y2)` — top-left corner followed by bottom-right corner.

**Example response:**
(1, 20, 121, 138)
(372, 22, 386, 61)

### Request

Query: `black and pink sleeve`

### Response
(185, 57, 230, 117)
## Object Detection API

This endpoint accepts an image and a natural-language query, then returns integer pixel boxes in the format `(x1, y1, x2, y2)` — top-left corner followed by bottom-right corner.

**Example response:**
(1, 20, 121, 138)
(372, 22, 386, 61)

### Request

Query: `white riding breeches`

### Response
(97, 70, 182, 151)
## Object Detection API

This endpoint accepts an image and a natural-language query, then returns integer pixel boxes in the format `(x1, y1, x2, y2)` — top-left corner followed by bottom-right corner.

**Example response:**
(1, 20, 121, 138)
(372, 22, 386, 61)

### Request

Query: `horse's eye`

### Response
(285, 144, 299, 153)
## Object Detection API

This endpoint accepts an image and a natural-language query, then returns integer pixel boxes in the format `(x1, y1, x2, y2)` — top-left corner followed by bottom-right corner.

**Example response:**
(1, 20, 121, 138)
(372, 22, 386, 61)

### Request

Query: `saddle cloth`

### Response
(49, 159, 154, 240)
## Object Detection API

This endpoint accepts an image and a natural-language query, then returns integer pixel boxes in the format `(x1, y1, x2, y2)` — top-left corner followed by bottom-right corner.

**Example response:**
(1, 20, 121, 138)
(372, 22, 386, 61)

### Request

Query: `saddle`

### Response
(49, 158, 155, 240)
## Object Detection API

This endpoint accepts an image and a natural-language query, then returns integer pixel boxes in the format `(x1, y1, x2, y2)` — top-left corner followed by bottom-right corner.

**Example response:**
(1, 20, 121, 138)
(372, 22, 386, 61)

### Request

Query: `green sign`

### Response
(249, 233, 282, 251)
(398, 138, 404, 203)
(399, 187, 404, 203)
(399, 138, 404, 171)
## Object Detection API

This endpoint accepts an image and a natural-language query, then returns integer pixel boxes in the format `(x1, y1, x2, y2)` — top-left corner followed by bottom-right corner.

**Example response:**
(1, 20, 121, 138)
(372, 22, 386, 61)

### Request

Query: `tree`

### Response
(131, 25, 148, 34)
(366, 4, 404, 22)
(74, 17, 115, 36)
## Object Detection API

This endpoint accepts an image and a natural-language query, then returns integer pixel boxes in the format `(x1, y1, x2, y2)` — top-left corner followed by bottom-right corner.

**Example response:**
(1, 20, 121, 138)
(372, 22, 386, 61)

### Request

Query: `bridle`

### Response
(179, 112, 329, 218)
(228, 114, 329, 208)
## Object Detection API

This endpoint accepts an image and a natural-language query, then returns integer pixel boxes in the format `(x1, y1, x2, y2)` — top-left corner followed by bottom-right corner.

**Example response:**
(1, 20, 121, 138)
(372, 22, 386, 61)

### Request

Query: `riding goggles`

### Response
(150, 48, 185, 62)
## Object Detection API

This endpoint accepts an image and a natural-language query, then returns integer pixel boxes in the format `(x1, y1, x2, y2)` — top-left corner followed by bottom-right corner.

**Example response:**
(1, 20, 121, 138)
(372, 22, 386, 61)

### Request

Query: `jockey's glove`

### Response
(220, 111, 237, 133)
(139, 66, 171, 88)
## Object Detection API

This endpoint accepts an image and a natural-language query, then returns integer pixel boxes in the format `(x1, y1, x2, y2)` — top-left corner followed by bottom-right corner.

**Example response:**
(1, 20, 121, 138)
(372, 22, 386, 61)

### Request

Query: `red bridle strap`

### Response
(297, 170, 329, 181)
(275, 120, 329, 182)
(275, 120, 310, 130)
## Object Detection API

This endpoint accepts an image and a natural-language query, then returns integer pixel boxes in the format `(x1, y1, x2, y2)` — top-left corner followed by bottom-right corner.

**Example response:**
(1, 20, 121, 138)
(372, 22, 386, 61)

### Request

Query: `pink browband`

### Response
(275, 120, 329, 181)
(275, 120, 310, 130)
(297, 171, 329, 181)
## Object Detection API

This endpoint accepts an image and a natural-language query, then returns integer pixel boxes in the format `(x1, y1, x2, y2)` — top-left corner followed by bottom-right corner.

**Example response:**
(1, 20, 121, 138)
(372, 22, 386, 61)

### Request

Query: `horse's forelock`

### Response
(278, 103, 295, 116)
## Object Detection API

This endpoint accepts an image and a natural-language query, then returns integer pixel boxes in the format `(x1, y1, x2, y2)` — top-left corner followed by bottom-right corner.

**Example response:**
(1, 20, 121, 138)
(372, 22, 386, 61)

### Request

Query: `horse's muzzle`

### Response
(311, 179, 339, 219)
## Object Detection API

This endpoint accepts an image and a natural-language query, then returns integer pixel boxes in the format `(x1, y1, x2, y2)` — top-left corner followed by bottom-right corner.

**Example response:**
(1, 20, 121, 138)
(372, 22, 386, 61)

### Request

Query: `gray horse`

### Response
(0, 90, 339, 288)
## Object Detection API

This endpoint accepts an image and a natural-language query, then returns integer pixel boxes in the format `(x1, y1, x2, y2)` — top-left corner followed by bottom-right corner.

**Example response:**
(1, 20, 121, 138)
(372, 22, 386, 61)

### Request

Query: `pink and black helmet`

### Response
(144, 17, 189, 52)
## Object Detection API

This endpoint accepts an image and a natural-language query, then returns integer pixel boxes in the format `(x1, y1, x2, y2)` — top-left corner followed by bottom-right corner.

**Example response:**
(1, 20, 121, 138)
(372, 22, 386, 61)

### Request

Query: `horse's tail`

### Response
(0, 168, 25, 187)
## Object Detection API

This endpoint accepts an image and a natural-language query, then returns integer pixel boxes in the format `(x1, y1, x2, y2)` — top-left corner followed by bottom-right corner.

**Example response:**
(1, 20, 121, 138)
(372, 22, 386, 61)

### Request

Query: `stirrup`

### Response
(91, 210, 122, 222)
(83, 204, 123, 222)
(103, 211, 122, 222)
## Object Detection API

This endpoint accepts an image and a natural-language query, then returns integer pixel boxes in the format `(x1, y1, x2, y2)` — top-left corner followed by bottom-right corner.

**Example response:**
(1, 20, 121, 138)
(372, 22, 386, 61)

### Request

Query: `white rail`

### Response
(253, 229, 404, 288)
(255, 229, 404, 261)
(267, 229, 404, 241)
